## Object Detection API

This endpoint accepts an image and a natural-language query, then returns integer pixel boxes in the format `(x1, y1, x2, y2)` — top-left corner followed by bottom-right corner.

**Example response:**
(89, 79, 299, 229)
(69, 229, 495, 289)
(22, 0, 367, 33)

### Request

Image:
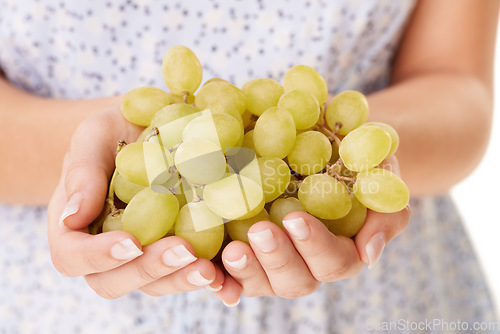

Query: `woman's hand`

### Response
(47, 105, 224, 298)
(212, 156, 411, 303)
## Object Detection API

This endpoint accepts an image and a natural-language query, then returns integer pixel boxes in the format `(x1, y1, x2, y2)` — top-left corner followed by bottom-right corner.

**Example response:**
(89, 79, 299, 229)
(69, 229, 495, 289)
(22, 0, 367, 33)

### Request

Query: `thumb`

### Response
(59, 116, 118, 230)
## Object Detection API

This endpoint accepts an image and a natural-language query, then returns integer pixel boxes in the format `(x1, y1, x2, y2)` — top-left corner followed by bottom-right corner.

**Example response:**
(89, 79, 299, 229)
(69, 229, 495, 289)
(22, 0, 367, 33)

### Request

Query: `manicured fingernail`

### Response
(205, 285, 223, 292)
(111, 238, 143, 260)
(162, 244, 197, 267)
(283, 217, 310, 240)
(58, 193, 83, 228)
(187, 270, 213, 287)
(366, 232, 386, 269)
(224, 255, 248, 270)
(223, 298, 240, 307)
(248, 229, 277, 253)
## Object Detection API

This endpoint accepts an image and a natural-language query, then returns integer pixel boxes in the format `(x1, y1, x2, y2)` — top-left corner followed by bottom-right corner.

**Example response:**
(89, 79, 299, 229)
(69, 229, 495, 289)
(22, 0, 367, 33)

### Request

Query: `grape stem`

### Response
(289, 179, 303, 186)
(326, 158, 344, 174)
(144, 127, 160, 142)
(168, 142, 181, 153)
(182, 91, 190, 104)
(106, 169, 119, 214)
(116, 140, 127, 153)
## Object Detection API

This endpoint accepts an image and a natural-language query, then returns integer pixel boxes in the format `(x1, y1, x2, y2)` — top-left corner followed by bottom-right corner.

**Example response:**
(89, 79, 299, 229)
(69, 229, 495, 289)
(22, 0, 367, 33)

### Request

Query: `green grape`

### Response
(114, 173, 146, 204)
(195, 81, 247, 115)
(298, 174, 352, 219)
(241, 110, 256, 129)
(241, 157, 291, 203)
(283, 65, 328, 106)
(174, 137, 226, 185)
(143, 141, 174, 185)
(121, 86, 172, 127)
(205, 100, 244, 127)
(168, 92, 195, 104)
(121, 187, 179, 246)
(339, 126, 392, 172)
(364, 122, 399, 157)
(151, 103, 199, 128)
(277, 89, 320, 129)
(353, 168, 409, 213)
(319, 195, 367, 238)
(269, 197, 306, 229)
(115, 142, 149, 186)
(253, 106, 296, 159)
(204, 78, 230, 86)
(162, 45, 202, 97)
(102, 209, 123, 233)
(175, 201, 224, 260)
(226, 208, 270, 244)
(154, 111, 202, 150)
(137, 125, 153, 142)
(182, 110, 243, 151)
(241, 78, 284, 116)
(287, 131, 332, 175)
(241, 130, 259, 156)
(203, 174, 264, 220)
(325, 91, 369, 135)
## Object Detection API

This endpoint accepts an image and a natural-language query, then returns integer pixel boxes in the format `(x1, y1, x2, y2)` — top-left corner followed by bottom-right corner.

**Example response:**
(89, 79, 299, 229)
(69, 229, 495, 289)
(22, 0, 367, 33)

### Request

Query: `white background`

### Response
(450, 26, 500, 319)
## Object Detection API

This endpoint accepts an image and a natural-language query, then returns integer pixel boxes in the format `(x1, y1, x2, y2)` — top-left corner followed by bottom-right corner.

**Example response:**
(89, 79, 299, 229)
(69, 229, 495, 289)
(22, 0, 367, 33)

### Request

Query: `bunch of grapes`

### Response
(90, 45, 409, 260)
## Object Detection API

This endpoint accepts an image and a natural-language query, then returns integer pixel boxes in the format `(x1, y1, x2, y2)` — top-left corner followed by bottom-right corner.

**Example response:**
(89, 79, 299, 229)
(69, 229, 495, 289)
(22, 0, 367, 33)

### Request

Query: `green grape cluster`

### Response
(90, 45, 410, 259)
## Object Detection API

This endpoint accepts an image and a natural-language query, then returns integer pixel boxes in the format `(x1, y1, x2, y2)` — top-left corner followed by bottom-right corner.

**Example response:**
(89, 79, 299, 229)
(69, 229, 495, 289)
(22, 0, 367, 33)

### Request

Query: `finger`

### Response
(247, 221, 320, 299)
(138, 258, 217, 297)
(212, 273, 243, 307)
(282, 211, 365, 282)
(221, 240, 274, 297)
(84, 236, 198, 298)
(354, 205, 411, 269)
(48, 177, 144, 277)
(206, 264, 225, 292)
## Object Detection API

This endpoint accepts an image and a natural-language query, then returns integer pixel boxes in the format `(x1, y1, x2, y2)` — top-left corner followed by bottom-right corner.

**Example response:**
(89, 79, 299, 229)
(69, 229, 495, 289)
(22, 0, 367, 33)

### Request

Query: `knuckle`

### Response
(243, 287, 276, 298)
(139, 287, 165, 297)
(134, 261, 160, 283)
(276, 281, 319, 299)
(313, 260, 350, 282)
(85, 276, 121, 299)
(263, 257, 293, 274)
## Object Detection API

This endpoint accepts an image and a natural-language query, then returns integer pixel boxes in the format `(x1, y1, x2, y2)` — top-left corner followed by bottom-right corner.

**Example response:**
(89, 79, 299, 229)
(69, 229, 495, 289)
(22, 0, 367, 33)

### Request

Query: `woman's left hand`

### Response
(211, 157, 411, 306)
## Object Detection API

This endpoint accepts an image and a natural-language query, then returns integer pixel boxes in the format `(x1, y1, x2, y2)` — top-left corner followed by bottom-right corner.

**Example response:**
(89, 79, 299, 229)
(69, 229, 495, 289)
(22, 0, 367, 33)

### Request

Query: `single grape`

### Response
(241, 78, 284, 116)
(174, 137, 226, 185)
(121, 86, 172, 127)
(114, 173, 146, 204)
(278, 89, 320, 129)
(319, 195, 367, 238)
(102, 209, 124, 233)
(298, 174, 352, 219)
(287, 131, 332, 175)
(154, 111, 201, 150)
(182, 110, 244, 151)
(241, 130, 259, 156)
(241, 157, 291, 203)
(151, 103, 199, 128)
(204, 77, 230, 86)
(364, 122, 399, 157)
(121, 187, 179, 246)
(253, 106, 296, 159)
(195, 81, 247, 115)
(325, 91, 369, 135)
(162, 45, 202, 97)
(203, 174, 265, 220)
(174, 201, 224, 260)
(226, 208, 271, 244)
(269, 197, 306, 229)
(283, 65, 328, 106)
(353, 168, 409, 213)
(115, 142, 149, 186)
(339, 126, 392, 172)
(205, 100, 244, 127)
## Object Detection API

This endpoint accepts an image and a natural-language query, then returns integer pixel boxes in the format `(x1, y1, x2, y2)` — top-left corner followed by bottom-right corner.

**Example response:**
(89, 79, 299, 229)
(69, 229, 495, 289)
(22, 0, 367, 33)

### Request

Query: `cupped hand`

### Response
(47, 105, 224, 299)
(212, 155, 411, 304)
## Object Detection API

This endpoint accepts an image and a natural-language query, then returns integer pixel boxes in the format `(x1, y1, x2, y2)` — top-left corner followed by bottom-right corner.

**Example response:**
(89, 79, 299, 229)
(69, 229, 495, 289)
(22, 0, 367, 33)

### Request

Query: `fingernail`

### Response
(366, 232, 386, 270)
(283, 217, 310, 240)
(162, 244, 197, 267)
(111, 238, 143, 260)
(223, 298, 240, 307)
(187, 270, 213, 287)
(205, 285, 223, 292)
(248, 229, 277, 253)
(224, 255, 248, 270)
(58, 193, 83, 228)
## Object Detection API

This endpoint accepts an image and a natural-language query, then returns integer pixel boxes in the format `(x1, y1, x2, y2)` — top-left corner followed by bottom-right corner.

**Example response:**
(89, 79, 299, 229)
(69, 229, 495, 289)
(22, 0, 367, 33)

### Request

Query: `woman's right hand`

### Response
(47, 105, 230, 299)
